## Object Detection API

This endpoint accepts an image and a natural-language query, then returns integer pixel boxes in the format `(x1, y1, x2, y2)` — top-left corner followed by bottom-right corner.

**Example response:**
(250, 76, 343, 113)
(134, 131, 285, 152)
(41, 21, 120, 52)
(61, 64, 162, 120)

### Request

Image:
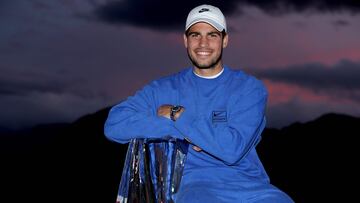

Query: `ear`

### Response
(183, 34, 188, 48)
(222, 34, 228, 48)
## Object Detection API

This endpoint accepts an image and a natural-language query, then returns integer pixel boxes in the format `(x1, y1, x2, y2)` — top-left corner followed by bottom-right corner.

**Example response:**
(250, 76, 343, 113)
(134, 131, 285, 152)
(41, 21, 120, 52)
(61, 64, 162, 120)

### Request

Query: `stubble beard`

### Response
(187, 48, 223, 70)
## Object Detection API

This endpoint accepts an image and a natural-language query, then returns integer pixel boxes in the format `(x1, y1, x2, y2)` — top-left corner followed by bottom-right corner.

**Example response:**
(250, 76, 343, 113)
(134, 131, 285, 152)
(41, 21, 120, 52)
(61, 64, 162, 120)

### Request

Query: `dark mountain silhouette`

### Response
(1, 107, 126, 203)
(257, 113, 359, 202)
(1, 109, 359, 202)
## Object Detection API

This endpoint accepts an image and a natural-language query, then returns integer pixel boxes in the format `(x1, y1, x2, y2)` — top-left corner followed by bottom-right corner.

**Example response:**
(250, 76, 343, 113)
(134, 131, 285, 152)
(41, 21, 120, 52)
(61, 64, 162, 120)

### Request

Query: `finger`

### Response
(192, 146, 202, 152)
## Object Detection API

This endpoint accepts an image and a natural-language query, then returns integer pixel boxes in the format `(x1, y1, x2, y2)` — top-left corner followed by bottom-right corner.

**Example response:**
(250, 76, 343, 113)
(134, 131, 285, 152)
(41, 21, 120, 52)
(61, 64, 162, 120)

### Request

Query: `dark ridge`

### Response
(1, 110, 359, 202)
(257, 112, 359, 202)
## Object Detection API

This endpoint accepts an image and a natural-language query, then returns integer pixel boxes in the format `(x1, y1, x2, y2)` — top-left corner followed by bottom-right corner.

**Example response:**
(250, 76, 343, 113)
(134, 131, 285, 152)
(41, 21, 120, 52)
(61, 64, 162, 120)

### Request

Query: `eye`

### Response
(209, 33, 220, 38)
(190, 33, 199, 38)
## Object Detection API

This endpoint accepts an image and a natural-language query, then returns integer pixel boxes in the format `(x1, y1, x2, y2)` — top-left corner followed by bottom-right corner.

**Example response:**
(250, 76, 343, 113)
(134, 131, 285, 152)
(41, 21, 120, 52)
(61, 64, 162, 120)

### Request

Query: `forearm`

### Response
(174, 88, 267, 165)
(175, 113, 265, 165)
(104, 103, 183, 144)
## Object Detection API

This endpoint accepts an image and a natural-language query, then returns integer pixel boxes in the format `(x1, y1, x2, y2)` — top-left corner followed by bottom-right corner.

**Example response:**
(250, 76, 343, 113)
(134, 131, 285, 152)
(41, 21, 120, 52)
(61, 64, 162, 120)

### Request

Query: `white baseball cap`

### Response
(185, 4, 227, 33)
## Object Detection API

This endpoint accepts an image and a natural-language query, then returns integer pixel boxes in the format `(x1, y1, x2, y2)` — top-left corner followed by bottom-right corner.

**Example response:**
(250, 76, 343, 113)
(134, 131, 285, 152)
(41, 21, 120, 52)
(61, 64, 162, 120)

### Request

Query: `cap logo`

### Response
(199, 8, 209, 13)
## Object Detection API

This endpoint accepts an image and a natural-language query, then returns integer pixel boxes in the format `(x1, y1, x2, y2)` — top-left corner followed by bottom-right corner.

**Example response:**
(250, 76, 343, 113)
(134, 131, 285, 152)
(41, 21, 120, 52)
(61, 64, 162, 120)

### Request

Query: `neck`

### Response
(193, 63, 223, 77)
(193, 68, 224, 79)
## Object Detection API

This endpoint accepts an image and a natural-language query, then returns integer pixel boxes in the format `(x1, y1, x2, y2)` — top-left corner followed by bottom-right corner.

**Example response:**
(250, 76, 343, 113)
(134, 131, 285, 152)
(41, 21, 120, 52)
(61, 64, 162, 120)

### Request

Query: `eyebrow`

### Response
(186, 31, 221, 36)
(208, 31, 221, 36)
(186, 31, 200, 36)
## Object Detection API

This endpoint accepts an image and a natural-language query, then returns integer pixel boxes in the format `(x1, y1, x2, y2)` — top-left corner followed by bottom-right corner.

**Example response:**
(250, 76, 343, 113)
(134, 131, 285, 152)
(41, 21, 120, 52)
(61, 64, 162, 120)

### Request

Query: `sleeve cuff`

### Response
(156, 116, 185, 139)
(173, 110, 196, 139)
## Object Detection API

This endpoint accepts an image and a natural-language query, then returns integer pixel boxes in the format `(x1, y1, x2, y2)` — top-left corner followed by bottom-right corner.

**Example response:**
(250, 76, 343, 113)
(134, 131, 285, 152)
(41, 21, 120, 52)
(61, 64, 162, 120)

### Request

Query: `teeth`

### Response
(197, 52, 210, 55)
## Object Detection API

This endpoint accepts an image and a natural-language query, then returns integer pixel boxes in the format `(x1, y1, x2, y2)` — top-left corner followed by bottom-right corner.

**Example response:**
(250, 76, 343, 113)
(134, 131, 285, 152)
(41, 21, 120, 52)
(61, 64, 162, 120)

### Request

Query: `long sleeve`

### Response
(174, 79, 267, 165)
(104, 84, 183, 144)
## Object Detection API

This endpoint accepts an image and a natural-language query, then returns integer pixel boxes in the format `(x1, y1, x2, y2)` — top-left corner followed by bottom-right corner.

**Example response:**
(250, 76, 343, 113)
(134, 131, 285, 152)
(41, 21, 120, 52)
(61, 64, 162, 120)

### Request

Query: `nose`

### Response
(199, 36, 208, 47)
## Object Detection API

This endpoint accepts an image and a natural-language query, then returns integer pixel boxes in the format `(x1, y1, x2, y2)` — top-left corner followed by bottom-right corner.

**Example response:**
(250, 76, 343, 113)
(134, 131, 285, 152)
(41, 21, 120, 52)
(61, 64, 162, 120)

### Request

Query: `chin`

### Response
(196, 65, 213, 69)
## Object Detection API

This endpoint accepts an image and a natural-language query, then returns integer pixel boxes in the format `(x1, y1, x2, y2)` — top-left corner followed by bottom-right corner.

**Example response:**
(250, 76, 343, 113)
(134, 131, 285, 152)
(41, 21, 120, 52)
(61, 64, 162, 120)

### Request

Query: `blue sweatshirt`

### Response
(104, 66, 285, 202)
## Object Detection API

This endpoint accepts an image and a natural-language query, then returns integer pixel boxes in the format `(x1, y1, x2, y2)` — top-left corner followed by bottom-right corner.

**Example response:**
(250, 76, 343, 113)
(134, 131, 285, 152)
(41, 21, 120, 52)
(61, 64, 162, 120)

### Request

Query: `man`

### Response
(105, 4, 294, 203)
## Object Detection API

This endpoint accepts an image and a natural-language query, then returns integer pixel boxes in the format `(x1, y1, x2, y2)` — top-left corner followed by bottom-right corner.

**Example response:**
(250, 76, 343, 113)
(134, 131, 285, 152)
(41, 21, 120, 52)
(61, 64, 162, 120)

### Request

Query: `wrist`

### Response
(170, 105, 183, 121)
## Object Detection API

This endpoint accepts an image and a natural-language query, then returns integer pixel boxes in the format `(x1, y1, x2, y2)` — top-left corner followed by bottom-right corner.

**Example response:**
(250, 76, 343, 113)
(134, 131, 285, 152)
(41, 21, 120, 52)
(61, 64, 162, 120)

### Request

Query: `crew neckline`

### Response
(193, 68, 224, 79)
(188, 65, 231, 85)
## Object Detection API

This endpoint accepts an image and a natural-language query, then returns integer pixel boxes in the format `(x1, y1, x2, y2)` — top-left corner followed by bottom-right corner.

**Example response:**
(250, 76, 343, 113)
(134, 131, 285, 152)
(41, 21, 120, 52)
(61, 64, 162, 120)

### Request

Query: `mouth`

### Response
(196, 51, 211, 56)
(195, 49, 212, 57)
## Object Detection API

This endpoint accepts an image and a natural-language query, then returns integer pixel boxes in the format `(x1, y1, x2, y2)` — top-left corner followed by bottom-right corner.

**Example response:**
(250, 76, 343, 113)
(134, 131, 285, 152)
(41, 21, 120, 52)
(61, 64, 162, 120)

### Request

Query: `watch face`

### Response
(172, 106, 181, 112)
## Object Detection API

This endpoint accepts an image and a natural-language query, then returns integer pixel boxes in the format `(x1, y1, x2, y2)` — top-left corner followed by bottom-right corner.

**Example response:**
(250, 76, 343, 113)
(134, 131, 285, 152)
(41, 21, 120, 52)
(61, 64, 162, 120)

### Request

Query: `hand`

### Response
(185, 137, 202, 152)
(157, 104, 172, 119)
(157, 104, 185, 121)
(192, 145, 202, 152)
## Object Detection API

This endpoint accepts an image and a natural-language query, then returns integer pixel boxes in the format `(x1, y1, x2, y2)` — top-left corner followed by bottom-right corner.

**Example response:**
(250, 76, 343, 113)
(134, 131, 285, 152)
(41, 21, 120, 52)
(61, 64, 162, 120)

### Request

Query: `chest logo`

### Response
(212, 111, 227, 122)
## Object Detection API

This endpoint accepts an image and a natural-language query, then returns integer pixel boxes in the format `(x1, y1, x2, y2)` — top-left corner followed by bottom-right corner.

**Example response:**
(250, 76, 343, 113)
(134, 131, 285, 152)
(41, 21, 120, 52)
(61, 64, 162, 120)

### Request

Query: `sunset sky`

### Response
(1, 0, 360, 129)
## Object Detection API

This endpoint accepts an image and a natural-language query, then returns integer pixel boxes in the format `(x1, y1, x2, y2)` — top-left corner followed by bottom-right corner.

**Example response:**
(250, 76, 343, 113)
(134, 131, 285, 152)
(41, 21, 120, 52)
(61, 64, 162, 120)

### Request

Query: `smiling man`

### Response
(185, 21, 227, 75)
(105, 4, 293, 203)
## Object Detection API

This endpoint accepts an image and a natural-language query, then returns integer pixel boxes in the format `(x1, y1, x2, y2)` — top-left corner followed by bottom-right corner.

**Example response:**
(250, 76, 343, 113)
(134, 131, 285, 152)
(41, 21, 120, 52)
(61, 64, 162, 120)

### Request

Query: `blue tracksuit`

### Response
(104, 66, 293, 202)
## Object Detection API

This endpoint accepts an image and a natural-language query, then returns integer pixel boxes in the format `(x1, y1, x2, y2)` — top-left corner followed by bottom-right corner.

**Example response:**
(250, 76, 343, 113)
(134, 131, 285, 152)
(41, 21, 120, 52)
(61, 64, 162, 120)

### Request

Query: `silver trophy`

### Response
(116, 138, 189, 203)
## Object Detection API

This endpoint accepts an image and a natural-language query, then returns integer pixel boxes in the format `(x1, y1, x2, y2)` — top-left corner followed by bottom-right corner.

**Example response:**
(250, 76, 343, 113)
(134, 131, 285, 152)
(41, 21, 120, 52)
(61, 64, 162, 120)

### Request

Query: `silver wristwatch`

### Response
(170, 105, 182, 121)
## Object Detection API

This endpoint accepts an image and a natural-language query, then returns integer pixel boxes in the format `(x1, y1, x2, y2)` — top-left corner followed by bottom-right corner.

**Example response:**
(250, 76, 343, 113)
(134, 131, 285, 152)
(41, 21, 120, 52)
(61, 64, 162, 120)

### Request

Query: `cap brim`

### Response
(186, 18, 225, 32)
